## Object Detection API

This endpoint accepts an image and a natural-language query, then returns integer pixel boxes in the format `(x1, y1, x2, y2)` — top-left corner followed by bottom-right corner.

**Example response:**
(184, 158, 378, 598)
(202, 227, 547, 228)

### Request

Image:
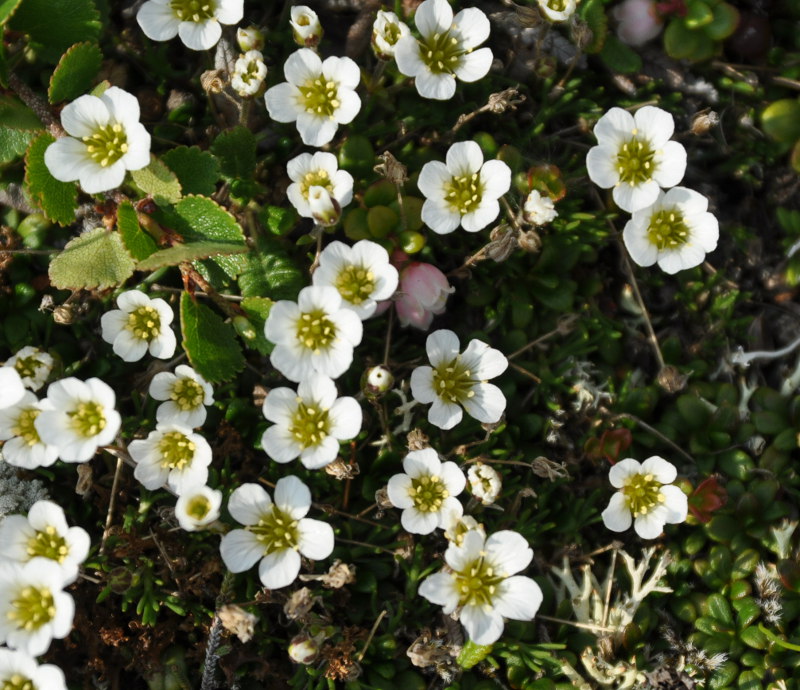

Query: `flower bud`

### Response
(308, 186, 342, 227)
(523, 190, 558, 226)
(288, 633, 322, 664)
(394, 262, 454, 330)
(362, 365, 394, 399)
(291, 6, 323, 48)
(467, 462, 502, 505)
(537, 0, 578, 23)
(372, 10, 410, 60)
(613, 0, 663, 47)
(237, 25, 265, 52)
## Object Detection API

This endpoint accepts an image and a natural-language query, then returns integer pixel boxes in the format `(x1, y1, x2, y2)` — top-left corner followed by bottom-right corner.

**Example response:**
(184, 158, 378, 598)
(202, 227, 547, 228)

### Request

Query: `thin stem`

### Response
(613, 413, 695, 464)
(537, 613, 618, 634)
(509, 361, 542, 384)
(150, 284, 244, 302)
(508, 320, 575, 360)
(99, 455, 125, 556)
(356, 610, 388, 662)
(383, 307, 394, 366)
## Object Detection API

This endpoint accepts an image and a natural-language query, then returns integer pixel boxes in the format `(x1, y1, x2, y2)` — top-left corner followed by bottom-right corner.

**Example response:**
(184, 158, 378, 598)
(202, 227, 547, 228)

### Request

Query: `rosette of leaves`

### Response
(663, 0, 740, 61)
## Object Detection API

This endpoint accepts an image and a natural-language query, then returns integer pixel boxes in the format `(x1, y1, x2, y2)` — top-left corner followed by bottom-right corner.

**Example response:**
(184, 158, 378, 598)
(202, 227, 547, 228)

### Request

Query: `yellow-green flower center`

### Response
(432, 357, 476, 405)
(420, 31, 463, 75)
(13, 407, 41, 447)
(7, 585, 55, 632)
(27, 525, 69, 563)
(454, 557, 504, 607)
(299, 78, 340, 118)
(158, 431, 196, 470)
(2, 674, 35, 690)
(445, 172, 483, 215)
(171, 378, 205, 411)
(408, 474, 449, 513)
(546, 0, 568, 11)
(126, 305, 161, 342)
(299, 170, 332, 199)
(296, 309, 337, 353)
(290, 402, 330, 448)
(622, 473, 665, 518)
(381, 21, 402, 46)
(170, 0, 215, 22)
(239, 58, 263, 85)
(82, 123, 128, 168)
(13, 355, 41, 381)
(250, 506, 300, 554)
(335, 265, 375, 305)
(646, 207, 690, 251)
(69, 401, 106, 438)
(186, 495, 211, 521)
(616, 135, 655, 186)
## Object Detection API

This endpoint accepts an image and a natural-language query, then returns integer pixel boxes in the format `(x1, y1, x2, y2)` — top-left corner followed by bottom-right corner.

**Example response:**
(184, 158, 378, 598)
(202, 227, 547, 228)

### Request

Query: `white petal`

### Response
(112, 330, 148, 362)
(265, 83, 302, 123)
(660, 484, 688, 524)
(101, 87, 141, 125)
(633, 506, 668, 539)
(634, 106, 675, 147)
(409, 366, 436, 403)
(178, 19, 222, 50)
(622, 218, 659, 267)
(258, 549, 301, 589)
(418, 161, 450, 199)
(479, 159, 512, 198)
(446, 141, 483, 177)
(333, 88, 361, 125)
(0, 369, 25, 408)
(387, 474, 414, 509)
(137, 1, 181, 41)
(297, 518, 334, 559)
(403, 448, 441, 477)
(651, 141, 687, 188)
(613, 179, 660, 213)
(283, 48, 323, 86)
(493, 576, 543, 621)
(485, 530, 533, 575)
(586, 145, 620, 189)
(79, 160, 126, 194)
(401, 507, 439, 534)
(394, 36, 424, 78)
(593, 107, 635, 147)
(440, 462, 467, 496)
(322, 56, 360, 90)
(445, 530, 485, 571)
(460, 604, 505, 645)
(415, 0, 453, 37)
(428, 398, 462, 430)
(415, 70, 456, 101)
(43, 138, 90, 183)
(60, 95, 109, 138)
(608, 458, 642, 487)
(100, 310, 127, 343)
(228, 483, 271, 525)
(262, 425, 302, 464)
(265, 300, 300, 343)
(418, 572, 459, 612)
(262, 386, 299, 425)
(328, 397, 362, 440)
(274, 475, 311, 519)
(461, 200, 499, 233)
(601, 492, 632, 532)
(296, 112, 338, 147)
(299, 437, 339, 469)
(220, 530, 264, 572)
(640, 456, 677, 483)
(453, 48, 492, 82)
(215, 0, 243, 25)
(422, 199, 461, 234)
(663, 186, 707, 214)
(453, 7, 490, 49)
(148, 328, 176, 359)
(426, 328, 460, 365)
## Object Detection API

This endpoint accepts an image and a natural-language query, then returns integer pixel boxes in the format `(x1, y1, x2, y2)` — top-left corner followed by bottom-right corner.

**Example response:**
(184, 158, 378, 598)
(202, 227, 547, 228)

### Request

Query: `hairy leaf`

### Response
(117, 201, 157, 261)
(49, 227, 135, 290)
(130, 156, 182, 205)
(136, 242, 248, 271)
(162, 146, 220, 196)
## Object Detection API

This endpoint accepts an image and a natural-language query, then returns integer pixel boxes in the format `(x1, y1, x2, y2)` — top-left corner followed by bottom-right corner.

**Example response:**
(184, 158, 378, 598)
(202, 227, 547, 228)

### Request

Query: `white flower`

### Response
(0, 500, 90, 585)
(101, 290, 176, 363)
(523, 190, 558, 226)
(410, 329, 507, 430)
(0, 559, 75, 656)
(149, 365, 214, 428)
(44, 87, 151, 195)
(0, 392, 60, 470)
(586, 106, 687, 213)
(261, 374, 362, 470)
(467, 461, 502, 505)
(35, 378, 121, 463)
(443, 510, 485, 546)
(231, 50, 268, 97)
(0, 368, 25, 409)
(175, 485, 222, 531)
(372, 10, 411, 60)
(4, 347, 54, 392)
(395, 0, 493, 100)
(387, 448, 466, 534)
(136, 0, 243, 51)
(0, 649, 67, 690)
(220, 477, 334, 589)
(265, 285, 363, 382)
(265, 48, 361, 147)
(129, 423, 213, 495)
(287, 152, 354, 220)
(601, 456, 688, 539)
(622, 186, 719, 274)
(291, 6, 323, 47)
(418, 529, 542, 645)
(537, 0, 577, 22)
(312, 240, 399, 320)
(419, 141, 511, 235)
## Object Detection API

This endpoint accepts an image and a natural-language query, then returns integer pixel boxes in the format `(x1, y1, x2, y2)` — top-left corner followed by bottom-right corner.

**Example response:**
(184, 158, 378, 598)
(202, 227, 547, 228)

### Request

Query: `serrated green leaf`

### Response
(240, 296, 274, 355)
(260, 205, 299, 235)
(25, 132, 78, 226)
(49, 227, 135, 290)
(137, 242, 248, 271)
(599, 34, 643, 74)
(0, 0, 23, 25)
(0, 129, 35, 164)
(48, 42, 103, 103)
(162, 146, 220, 196)
(210, 126, 256, 180)
(180, 292, 245, 384)
(116, 201, 157, 261)
(0, 94, 43, 130)
(171, 195, 246, 243)
(9, 0, 101, 63)
(130, 156, 182, 205)
(457, 640, 493, 669)
(238, 239, 304, 300)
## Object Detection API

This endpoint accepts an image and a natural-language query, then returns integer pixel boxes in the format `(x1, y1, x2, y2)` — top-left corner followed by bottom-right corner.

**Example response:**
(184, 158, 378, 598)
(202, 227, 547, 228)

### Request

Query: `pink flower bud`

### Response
(394, 262, 454, 330)
(613, 0, 663, 47)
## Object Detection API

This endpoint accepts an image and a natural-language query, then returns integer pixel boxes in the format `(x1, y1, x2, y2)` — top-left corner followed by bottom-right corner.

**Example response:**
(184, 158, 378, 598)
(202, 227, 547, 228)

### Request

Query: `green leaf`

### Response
(25, 132, 78, 226)
(761, 99, 800, 144)
(739, 625, 769, 650)
(684, 0, 713, 29)
(0, 129, 35, 164)
(137, 242, 249, 271)
(0, 94, 42, 130)
(240, 296, 274, 354)
(162, 146, 220, 197)
(171, 195, 246, 243)
(49, 227, 135, 290)
(706, 593, 734, 627)
(48, 42, 103, 103)
(130, 156, 183, 205)
(0, 0, 23, 25)
(210, 126, 256, 180)
(116, 201, 157, 261)
(735, 599, 762, 631)
(706, 2, 740, 40)
(578, 0, 608, 53)
(238, 239, 304, 300)
(598, 34, 642, 74)
(9, 0, 101, 63)
(260, 205, 299, 236)
(663, 18, 706, 60)
(457, 640, 493, 669)
(180, 292, 245, 384)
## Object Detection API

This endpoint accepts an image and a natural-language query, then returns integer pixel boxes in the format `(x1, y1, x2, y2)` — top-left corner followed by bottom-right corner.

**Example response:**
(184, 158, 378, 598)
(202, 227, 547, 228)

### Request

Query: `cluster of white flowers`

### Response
(137, 0, 243, 51)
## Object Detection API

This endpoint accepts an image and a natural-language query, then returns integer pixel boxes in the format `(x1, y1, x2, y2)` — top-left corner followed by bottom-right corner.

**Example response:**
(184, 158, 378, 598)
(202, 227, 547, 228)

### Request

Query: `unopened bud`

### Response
(200, 69, 226, 94)
(690, 109, 719, 135)
(309, 186, 341, 226)
(237, 26, 265, 52)
(518, 230, 541, 253)
(233, 315, 257, 340)
(289, 633, 321, 664)
(362, 365, 394, 399)
(291, 6, 323, 48)
(53, 305, 76, 325)
(372, 10, 410, 60)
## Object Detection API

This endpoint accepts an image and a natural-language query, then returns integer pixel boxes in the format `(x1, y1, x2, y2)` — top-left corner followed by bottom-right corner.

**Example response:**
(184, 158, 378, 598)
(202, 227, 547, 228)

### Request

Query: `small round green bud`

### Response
(233, 315, 257, 340)
(399, 230, 426, 254)
(362, 365, 394, 399)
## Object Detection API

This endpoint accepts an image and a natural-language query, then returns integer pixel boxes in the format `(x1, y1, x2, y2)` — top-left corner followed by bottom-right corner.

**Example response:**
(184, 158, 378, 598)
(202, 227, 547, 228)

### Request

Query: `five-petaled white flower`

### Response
(265, 285, 363, 382)
(622, 186, 719, 274)
(0, 500, 90, 585)
(312, 240, 399, 320)
(149, 365, 214, 428)
(419, 141, 510, 235)
(0, 392, 60, 470)
(35, 377, 121, 463)
(601, 456, 688, 539)
(372, 10, 411, 60)
(537, 0, 578, 22)
(128, 423, 213, 495)
(44, 87, 151, 195)
(418, 529, 543, 645)
(0, 649, 67, 690)
(265, 48, 361, 147)
(395, 0, 493, 100)
(586, 106, 687, 213)
(261, 374, 362, 470)
(175, 485, 223, 532)
(0, 559, 75, 657)
(410, 329, 508, 430)
(231, 50, 268, 97)
(100, 290, 176, 363)
(387, 447, 466, 535)
(3, 347, 54, 392)
(220, 477, 334, 590)
(136, 0, 244, 51)
(286, 152, 353, 220)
